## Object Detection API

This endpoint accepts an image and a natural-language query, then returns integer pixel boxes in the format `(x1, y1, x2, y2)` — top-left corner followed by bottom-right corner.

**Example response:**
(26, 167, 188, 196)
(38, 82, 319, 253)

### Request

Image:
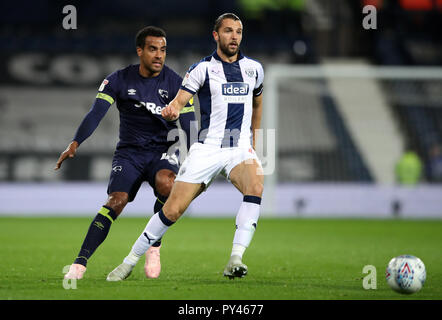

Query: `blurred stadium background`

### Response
(0, 0, 441, 218)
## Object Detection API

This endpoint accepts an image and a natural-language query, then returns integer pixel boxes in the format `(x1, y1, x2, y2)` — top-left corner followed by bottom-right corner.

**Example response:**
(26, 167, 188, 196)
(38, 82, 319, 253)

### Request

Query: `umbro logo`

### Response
(94, 221, 105, 230)
(128, 88, 136, 95)
(112, 165, 122, 172)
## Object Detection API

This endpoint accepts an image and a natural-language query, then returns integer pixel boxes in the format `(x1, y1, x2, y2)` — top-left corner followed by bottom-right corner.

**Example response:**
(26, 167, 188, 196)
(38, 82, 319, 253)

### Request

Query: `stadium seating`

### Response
(384, 80, 442, 182)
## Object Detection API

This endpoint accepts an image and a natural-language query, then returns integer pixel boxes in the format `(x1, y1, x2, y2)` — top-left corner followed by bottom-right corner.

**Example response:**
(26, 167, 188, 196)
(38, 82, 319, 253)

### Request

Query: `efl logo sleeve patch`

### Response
(98, 79, 109, 92)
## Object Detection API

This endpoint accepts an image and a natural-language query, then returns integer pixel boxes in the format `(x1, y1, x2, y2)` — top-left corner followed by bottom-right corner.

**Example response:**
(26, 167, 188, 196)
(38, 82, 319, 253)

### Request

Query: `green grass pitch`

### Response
(0, 217, 441, 300)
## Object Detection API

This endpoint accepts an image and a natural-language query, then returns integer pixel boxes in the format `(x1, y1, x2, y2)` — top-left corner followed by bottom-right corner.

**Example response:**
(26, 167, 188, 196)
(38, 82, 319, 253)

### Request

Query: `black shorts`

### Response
(107, 147, 179, 202)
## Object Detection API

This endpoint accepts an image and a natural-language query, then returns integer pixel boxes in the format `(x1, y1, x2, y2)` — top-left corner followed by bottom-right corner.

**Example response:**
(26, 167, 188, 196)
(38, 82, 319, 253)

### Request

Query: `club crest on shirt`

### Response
(158, 89, 168, 99)
(245, 68, 255, 78)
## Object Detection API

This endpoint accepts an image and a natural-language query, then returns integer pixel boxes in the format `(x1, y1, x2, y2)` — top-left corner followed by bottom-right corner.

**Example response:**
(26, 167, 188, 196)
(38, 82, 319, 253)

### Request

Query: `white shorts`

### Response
(175, 143, 262, 188)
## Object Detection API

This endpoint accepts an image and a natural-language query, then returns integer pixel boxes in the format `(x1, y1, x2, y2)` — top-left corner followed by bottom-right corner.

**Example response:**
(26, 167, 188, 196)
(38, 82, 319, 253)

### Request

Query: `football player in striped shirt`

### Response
(55, 26, 196, 280)
(107, 13, 264, 281)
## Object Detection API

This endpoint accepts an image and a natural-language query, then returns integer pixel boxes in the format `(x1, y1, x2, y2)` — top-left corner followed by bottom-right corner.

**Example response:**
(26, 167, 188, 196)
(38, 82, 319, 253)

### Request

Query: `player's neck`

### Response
(216, 48, 238, 63)
(138, 64, 160, 78)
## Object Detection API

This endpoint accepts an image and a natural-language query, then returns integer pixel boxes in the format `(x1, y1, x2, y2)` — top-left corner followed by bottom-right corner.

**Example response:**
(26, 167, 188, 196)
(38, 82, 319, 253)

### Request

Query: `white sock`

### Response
(123, 210, 174, 266)
(231, 196, 261, 258)
(231, 243, 246, 259)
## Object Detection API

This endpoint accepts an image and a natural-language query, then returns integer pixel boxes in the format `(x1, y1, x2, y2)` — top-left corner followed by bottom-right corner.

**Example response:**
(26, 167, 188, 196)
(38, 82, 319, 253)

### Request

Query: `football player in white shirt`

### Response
(107, 13, 264, 281)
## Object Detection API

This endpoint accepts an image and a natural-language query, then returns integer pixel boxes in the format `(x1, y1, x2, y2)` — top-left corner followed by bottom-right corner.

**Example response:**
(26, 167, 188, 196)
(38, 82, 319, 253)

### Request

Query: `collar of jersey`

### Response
(212, 50, 244, 64)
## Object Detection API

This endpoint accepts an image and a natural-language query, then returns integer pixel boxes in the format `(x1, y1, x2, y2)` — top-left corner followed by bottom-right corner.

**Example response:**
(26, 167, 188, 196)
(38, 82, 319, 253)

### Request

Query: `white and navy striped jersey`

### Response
(180, 51, 264, 148)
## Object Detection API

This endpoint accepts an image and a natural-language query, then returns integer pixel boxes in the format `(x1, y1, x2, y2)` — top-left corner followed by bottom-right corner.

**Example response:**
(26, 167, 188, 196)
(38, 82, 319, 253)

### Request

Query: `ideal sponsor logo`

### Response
(222, 82, 249, 96)
(222, 82, 249, 103)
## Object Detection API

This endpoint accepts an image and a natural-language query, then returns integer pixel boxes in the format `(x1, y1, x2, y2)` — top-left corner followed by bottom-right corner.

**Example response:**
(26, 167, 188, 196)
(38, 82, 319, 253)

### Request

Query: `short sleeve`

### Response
(253, 63, 264, 97)
(180, 62, 206, 95)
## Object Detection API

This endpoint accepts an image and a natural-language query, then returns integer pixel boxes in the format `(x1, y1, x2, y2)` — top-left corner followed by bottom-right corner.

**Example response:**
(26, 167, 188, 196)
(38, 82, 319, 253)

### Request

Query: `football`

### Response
(385, 255, 426, 294)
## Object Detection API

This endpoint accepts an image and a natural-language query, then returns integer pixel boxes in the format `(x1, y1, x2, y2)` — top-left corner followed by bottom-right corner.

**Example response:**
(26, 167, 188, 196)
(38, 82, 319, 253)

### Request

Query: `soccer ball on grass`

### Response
(385, 255, 426, 294)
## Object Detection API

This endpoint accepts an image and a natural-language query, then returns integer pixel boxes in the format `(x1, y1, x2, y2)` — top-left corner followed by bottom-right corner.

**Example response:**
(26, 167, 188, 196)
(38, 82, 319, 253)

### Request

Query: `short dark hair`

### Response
(213, 13, 241, 32)
(135, 26, 167, 49)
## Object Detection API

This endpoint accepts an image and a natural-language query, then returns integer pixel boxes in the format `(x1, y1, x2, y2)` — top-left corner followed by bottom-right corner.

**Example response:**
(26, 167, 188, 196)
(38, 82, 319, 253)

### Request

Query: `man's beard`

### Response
(144, 61, 162, 74)
(219, 41, 239, 57)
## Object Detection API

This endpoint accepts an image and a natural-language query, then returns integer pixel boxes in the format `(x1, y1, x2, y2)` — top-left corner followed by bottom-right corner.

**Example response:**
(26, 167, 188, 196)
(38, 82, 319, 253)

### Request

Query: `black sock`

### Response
(151, 197, 166, 247)
(74, 206, 117, 267)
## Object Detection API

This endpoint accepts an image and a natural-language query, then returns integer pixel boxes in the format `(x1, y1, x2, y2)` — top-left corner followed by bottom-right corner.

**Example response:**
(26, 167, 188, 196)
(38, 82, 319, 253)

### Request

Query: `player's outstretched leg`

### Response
(64, 204, 119, 280)
(223, 195, 260, 279)
(106, 208, 175, 281)
(225, 159, 263, 279)
(106, 181, 202, 281)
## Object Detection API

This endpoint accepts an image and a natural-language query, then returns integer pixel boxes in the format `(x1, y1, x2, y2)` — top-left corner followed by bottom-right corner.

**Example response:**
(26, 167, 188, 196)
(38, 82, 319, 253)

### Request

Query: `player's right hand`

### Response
(54, 141, 78, 170)
(161, 104, 179, 121)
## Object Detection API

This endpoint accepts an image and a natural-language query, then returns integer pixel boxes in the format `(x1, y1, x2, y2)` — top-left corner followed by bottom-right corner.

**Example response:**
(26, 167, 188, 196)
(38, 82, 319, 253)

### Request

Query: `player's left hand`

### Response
(162, 104, 179, 121)
(54, 141, 78, 170)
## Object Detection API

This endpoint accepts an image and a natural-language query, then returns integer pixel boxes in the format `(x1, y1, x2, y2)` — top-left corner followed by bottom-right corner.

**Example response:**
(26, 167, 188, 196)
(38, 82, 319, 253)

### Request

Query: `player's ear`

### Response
(136, 46, 143, 57)
(212, 31, 219, 42)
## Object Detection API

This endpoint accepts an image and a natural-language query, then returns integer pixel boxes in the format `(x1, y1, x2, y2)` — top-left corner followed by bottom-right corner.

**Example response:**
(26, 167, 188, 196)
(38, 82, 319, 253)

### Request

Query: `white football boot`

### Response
(223, 255, 248, 279)
(106, 262, 134, 281)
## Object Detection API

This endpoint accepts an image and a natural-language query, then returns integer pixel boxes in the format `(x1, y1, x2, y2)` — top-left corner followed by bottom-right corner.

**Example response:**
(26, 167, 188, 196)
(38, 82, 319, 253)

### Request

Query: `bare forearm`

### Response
(162, 89, 193, 121)
(172, 89, 193, 112)
(168, 98, 184, 114)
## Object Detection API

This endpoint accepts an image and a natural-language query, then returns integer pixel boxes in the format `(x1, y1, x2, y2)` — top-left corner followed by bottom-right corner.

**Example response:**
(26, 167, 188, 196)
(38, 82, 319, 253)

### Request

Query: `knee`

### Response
(247, 181, 264, 197)
(106, 192, 129, 216)
(155, 170, 176, 198)
(162, 202, 183, 222)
